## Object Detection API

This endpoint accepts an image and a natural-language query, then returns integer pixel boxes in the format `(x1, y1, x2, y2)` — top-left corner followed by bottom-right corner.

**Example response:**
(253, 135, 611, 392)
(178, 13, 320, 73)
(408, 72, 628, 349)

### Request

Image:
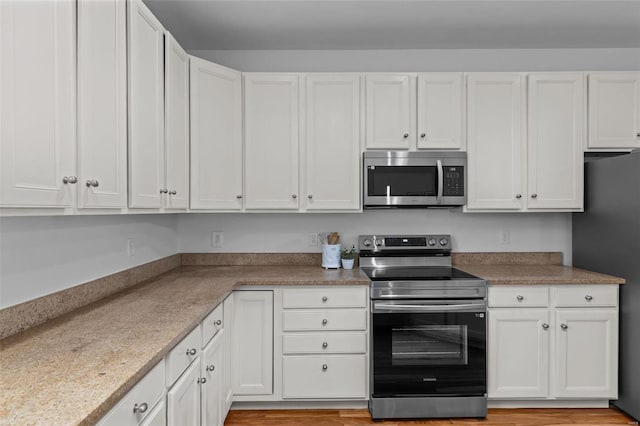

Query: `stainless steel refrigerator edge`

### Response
(572, 150, 640, 421)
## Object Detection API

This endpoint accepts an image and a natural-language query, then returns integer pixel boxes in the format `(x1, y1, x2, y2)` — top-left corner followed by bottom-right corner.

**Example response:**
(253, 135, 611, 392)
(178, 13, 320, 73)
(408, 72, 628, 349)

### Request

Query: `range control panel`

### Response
(358, 234, 452, 251)
(443, 166, 464, 197)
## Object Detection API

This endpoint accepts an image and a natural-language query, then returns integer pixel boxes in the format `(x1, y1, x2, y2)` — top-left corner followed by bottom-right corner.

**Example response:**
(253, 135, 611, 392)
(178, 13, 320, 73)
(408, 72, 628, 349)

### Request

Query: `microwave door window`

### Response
(368, 166, 437, 197)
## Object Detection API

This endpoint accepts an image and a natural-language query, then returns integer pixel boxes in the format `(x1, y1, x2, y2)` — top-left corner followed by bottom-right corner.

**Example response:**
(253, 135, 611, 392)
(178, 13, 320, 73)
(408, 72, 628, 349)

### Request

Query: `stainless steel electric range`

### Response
(359, 234, 487, 420)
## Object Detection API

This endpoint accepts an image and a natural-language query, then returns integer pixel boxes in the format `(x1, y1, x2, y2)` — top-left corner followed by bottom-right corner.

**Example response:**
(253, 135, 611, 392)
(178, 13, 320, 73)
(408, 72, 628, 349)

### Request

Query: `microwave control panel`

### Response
(443, 166, 464, 196)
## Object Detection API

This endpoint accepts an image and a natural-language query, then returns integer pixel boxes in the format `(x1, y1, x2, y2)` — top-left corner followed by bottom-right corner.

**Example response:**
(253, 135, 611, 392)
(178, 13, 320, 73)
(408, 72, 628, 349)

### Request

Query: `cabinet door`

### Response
(222, 294, 234, 416)
(305, 75, 361, 211)
(232, 291, 273, 395)
(527, 73, 584, 210)
(555, 308, 618, 399)
(167, 360, 200, 426)
(244, 75, 299, 210)
(77, 0, 127, 209)
(466, 73, 525, 210)
(365, 75, 411, 149)
(164, 32, 189, 210)
(201, 333, 222, 426)
(0, 0, 75, 207)
(417, 73, 464, 150)
(488, 308, 550, 399)
(128, 0, 165, 208)
(190, 58, 243, 210)
(140, 400, 166, 426)
(588, 72, 640, 149)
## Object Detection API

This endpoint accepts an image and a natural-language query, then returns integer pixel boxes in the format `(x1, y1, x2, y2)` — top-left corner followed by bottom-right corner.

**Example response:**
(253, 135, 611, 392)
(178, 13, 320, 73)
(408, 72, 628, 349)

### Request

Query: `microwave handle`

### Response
(436, 159, 443, 203)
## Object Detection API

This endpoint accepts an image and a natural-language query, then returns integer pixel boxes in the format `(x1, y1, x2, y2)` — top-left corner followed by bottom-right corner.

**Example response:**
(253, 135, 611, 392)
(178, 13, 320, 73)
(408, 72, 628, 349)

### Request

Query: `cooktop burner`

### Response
(361, 266, 480, 281)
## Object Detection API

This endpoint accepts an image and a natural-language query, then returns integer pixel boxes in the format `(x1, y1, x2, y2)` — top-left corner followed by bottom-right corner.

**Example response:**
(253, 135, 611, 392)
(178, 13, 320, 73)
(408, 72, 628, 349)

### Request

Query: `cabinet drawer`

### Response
(166, 326, 201, 387)
(488, 287, 549, 307)
(282, 355, 367, 399)
(97, 360, 165, 426)
(282, 309, 367, 331)
(201, 303, 223, 348)
(283, 332, 367, 354)
(282, 287, 367, 309)
(554, 286, 618, 307)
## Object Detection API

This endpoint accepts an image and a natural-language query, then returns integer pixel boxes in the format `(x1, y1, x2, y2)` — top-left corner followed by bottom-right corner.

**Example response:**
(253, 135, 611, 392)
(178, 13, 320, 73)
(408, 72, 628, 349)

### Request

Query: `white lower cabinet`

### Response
(201, 332, 224, 426)
(167, 361, 200, 426)
(283, 355, 367, 399)
(140, 400, 166, 426)
(222, 294, 234, 416)
(488, 285, 618, 402)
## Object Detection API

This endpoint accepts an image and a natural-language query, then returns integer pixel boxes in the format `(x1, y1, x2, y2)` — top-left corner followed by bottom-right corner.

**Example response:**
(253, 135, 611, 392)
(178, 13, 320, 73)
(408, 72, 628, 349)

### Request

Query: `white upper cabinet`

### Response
(128, 0, 165, 208)
(417, 73, 464, 150)
(466, 73, 525, 210)
(304, 75, 361, 211)
(0, 0, 76, 207)
(365, 75, 412, 149)
(190, 58, 243, 210)
(244, 75, 300, 210)
(588, 72, 640, 149)
(164, 32, 189, 210)
(527, 73, 584, 210)
(77, 0, 127, 209)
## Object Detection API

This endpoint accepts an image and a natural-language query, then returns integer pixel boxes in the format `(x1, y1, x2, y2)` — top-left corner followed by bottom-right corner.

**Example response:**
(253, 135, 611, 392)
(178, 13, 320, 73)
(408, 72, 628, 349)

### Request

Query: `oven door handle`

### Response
(436, 159, 444, 204)
(373, 302, 485, 313)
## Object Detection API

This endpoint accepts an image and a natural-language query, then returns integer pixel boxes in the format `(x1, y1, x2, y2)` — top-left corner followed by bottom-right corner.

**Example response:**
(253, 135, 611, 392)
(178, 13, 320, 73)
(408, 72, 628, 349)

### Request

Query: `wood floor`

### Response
(224, 408, 636, 426)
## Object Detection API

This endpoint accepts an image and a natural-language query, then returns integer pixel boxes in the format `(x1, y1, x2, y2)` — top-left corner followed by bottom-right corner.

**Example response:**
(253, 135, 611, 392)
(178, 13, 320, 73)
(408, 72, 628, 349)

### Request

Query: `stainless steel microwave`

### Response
(363, 151, 466, 208)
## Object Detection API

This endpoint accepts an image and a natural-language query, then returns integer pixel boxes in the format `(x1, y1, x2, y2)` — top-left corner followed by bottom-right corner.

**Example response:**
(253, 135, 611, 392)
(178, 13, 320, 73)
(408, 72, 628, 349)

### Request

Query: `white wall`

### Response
(0, 215, 179, 308)
(188, 48, 640, 72)
(178, 210, 572, 261)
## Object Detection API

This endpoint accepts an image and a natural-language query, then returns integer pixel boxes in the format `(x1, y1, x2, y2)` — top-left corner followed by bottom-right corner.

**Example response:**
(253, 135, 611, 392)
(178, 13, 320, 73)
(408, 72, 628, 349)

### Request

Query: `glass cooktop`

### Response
(361, 266, 480, 281)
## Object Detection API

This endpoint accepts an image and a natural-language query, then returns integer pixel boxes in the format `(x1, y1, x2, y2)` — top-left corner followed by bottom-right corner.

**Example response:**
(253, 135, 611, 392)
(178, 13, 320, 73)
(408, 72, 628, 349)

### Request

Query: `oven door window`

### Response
(367, 166, 437, 197)
(372, 311, 486, 397)
(392, 325, 468, 366)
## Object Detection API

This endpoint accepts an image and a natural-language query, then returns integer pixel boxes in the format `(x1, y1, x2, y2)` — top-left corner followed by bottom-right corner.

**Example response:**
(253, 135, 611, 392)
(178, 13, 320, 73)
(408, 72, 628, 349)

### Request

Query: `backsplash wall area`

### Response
(178, 210, 572, 261)
(0, 215, 179, 309)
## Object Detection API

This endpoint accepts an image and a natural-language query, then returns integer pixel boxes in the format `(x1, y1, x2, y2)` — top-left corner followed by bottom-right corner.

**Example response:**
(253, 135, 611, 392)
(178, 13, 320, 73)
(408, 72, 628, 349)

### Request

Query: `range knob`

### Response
(428, 238, 437, 247)
(439, 238, 449, 246)
(363, 239, 372, 247)
(375, 239, 383, 246)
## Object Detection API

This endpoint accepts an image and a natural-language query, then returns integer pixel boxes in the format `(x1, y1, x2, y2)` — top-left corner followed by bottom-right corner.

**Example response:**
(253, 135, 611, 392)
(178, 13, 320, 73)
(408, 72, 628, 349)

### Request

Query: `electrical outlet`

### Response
(211, 231, 224, 248)
(127, 238, 135, 256)
(500, 230, 510, 245)
(308, 232, 319, 247)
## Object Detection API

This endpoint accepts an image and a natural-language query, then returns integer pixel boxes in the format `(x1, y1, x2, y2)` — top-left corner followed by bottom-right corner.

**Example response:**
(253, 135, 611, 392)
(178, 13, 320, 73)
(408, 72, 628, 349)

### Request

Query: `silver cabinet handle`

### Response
(169, 190, 177, 195)
(531, 194, 538, 198)
(308, 194, 313, 199)
(236, 195, 243, 199)
(585, 295, 593, 301)
(516, 295, 524, 301)
(420, 133, 426, 138)
(436, 159, 443, 203)
(403, 133, 409, 139)
(206, 364, 215, 372)
(186, 348, 196, 356)
(292, 194, 297, 199)
(561, 323, 568, 330)
(133, 402, 148, 414)
(322, 342, 328, 348)
(322, 319, 328, 325)
(322, 364, 328, 371)
(85, 179, 99, 188)
(160, 188, 168, 194)
(637, 133, 640, 137)
(516, 194, 522, 199)
(62, 176, 78, 184)
(198, 377, 207, 384)
(322, 296, 328, 302)
(542, 323, 549, 329)
(215, 319, 222, 326)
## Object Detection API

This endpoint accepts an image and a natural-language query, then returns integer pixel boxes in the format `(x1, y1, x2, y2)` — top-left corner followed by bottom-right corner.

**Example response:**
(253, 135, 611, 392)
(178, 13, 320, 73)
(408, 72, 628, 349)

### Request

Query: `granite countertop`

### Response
(457, 264, 625, 285)
(0, 265, 369, 426)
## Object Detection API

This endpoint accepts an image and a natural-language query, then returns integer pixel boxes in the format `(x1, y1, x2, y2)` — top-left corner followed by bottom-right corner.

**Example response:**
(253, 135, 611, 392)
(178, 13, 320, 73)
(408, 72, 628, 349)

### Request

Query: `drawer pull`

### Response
(186, 348, 197, 356)
(585, 295, 593, 301)
(133, 402, 148, 414)
(322, 364, 328, 371)
(516, 295, 524, 301)
(322, 296, 328, 302)
(206, 364, 215, 372)
(561, 323, 568, 330)
(322, 342, 328, 348)
(542, 323, 549, 329)
(322, 319, 328, 325)
(215, 319, 222, 326)
(198, 377, 207, 384)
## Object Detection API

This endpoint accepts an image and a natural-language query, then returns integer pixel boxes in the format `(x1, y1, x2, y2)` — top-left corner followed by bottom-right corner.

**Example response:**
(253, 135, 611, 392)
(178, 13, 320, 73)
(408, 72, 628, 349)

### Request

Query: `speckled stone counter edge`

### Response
(0, 251, 563, 340)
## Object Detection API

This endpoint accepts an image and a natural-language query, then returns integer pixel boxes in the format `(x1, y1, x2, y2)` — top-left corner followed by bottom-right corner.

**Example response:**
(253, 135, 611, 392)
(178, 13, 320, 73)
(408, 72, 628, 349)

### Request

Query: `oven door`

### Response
(371, 299, 486, 397)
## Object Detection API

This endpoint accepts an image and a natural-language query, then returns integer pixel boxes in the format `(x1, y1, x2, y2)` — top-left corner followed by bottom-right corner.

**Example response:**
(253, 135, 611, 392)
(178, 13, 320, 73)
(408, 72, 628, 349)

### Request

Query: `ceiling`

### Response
(143, 0, 640, 50)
